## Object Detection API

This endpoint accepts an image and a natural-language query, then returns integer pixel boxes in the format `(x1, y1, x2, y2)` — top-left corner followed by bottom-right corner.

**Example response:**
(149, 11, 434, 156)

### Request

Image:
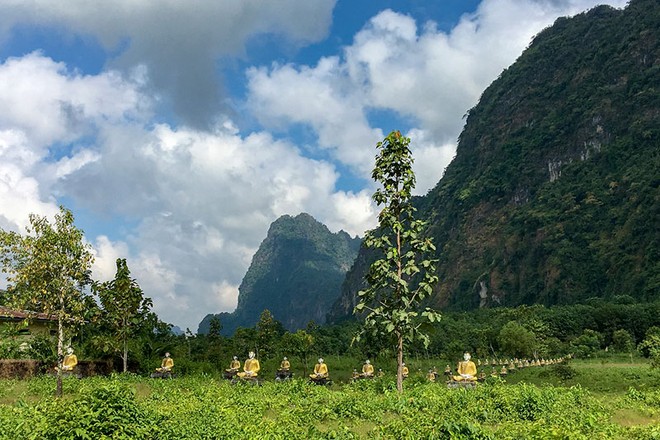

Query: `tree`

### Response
(498, 321, 538, 358)
(94, 258, 153, 373)
(0, 206, 94, 396)
(570, 329, 603, 358)
(280, 330, 314, 375)
(612, 329, 634, 353)
(638, 326, 660, 368)
(354, 130, 440, 392)
(204, 316, 224, 365)
(208, 316, 223, 339)
(256, 309, 283, 360)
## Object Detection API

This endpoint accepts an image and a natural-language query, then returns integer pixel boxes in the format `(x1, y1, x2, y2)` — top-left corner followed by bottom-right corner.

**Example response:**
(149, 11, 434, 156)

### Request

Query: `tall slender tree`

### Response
(354, 130, 440, 392)
(0, 206, 94, 396)
(94, 258, 153, 373)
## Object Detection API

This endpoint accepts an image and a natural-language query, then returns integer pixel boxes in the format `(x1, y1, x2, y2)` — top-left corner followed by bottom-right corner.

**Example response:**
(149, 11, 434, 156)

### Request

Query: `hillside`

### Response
(329, 0, 659, 321)
(199, 213, 361, 335)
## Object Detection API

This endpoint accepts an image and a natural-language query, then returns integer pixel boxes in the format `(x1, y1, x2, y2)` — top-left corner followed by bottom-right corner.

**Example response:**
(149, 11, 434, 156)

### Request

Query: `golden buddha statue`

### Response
(401, 363, 409, 379)
(236, 351, 260, 378)
(156, 352, 173, 373)
(452, 352, 478, 382)
(361, 359, 374, 378)
(310, 358, 328, 380)
(57, 347, 78, 372)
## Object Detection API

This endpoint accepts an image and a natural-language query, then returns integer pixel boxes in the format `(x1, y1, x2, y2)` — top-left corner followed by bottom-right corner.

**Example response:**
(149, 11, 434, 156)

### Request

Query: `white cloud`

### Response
(0, 0, 337, 127)
(0, 53, 375, 330)
(247, 58, 384, 175)
(0, 52, 146, 148)
(91, 235, 131, 283)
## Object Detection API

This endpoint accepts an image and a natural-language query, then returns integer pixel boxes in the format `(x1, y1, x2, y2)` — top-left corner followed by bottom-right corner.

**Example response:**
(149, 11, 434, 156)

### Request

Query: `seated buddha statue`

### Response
(361, 359, 374, 378)
(310, 358, 328, 380)
(57, 347, 78, 372)
(452, 352, 477, 382)
(156, 352, 173, 373)
(227, 356, 241, 373)
(275, 356, 292, 380)
(236, 351, 260, 378)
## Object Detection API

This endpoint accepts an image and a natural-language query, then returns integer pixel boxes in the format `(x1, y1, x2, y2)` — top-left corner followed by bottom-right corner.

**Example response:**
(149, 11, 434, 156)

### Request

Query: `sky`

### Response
(0, 0, 628, 331)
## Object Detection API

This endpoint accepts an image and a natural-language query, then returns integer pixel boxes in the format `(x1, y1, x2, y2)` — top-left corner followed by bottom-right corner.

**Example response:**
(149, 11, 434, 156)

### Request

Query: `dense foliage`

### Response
(85, 299, 660, 378)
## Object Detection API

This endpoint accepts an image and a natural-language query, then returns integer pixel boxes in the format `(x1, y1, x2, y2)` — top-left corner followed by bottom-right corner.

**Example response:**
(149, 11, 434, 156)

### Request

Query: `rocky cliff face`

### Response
(199, 213, 361, 335)
(329, 0, 659, 322)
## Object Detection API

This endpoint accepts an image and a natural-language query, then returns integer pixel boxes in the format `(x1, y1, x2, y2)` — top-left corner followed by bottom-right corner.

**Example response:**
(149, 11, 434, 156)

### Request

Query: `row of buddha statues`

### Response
(55, 347, 565, 384)
(432, 352, 569, 384)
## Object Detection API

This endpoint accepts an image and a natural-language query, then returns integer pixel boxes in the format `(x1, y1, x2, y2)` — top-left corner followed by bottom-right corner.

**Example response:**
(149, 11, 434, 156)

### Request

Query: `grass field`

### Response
(0, 357, 658, 439)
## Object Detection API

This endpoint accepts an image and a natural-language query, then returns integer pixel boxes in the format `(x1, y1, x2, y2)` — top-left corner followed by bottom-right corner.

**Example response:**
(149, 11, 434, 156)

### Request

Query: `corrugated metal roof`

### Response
(0, 306, 57, 322)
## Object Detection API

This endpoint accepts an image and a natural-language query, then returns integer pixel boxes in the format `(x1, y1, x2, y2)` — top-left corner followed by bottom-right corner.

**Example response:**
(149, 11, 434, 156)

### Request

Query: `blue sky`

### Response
(0, 0, 628, 330)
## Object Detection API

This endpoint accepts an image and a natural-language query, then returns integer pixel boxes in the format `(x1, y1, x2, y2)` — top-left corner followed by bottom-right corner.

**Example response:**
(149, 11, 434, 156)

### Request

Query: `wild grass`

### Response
(0, 357, 658, 439)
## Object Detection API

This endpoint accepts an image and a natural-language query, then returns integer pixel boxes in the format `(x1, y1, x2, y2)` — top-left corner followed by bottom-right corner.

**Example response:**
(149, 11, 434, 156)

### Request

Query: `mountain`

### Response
(329, 0, 659, 322)
(198, 213, 361, 335)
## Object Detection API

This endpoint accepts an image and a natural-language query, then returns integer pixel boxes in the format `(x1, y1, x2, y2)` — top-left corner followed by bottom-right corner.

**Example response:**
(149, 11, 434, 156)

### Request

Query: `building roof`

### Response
(0, 306, 57, 322)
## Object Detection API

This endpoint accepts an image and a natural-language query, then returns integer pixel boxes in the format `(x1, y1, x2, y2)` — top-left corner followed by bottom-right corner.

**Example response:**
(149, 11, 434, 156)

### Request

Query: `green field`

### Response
(0, 358, 658, 439)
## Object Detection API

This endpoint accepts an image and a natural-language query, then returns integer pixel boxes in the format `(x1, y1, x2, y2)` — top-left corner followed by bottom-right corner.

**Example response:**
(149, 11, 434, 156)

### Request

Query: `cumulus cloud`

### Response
(247, 0, 628, 194)
(0, 53, 143, 231)
(0, 0, 337, 128)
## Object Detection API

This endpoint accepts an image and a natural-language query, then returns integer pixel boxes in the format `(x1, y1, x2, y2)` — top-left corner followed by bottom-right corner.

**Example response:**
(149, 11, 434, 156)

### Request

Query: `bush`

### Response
(550, 363, 578, 380)
(638, 327, 660, 368)
(570, 329, 603, 358)
(612, 329, 635, 353)
(39, 381, 157, 439)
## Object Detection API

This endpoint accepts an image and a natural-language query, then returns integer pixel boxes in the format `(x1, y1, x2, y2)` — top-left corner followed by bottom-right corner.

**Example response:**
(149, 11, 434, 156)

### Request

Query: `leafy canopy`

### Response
(0, 206, 94, 395)
(354, 130, 440, 391)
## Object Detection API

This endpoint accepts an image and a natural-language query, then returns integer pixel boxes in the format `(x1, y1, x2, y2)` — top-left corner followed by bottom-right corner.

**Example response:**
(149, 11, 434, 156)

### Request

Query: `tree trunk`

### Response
(56, 314, 63, 397)
(396, 220, 404, 393)
(123, 338, 128, 373)
(396, 332, 404, 393)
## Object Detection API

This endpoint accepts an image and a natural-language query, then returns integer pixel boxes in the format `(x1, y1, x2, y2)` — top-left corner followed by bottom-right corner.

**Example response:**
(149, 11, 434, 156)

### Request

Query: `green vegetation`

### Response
(0, 361, 658, 439)
(0, 206, 95, 396)
(356, 130, 440, 392)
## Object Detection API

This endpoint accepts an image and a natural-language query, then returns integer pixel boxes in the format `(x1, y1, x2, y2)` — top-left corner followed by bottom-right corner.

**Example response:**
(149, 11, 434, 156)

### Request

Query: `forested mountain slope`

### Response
(199, 213, 360, 334)
(330, 0, 659, 321)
